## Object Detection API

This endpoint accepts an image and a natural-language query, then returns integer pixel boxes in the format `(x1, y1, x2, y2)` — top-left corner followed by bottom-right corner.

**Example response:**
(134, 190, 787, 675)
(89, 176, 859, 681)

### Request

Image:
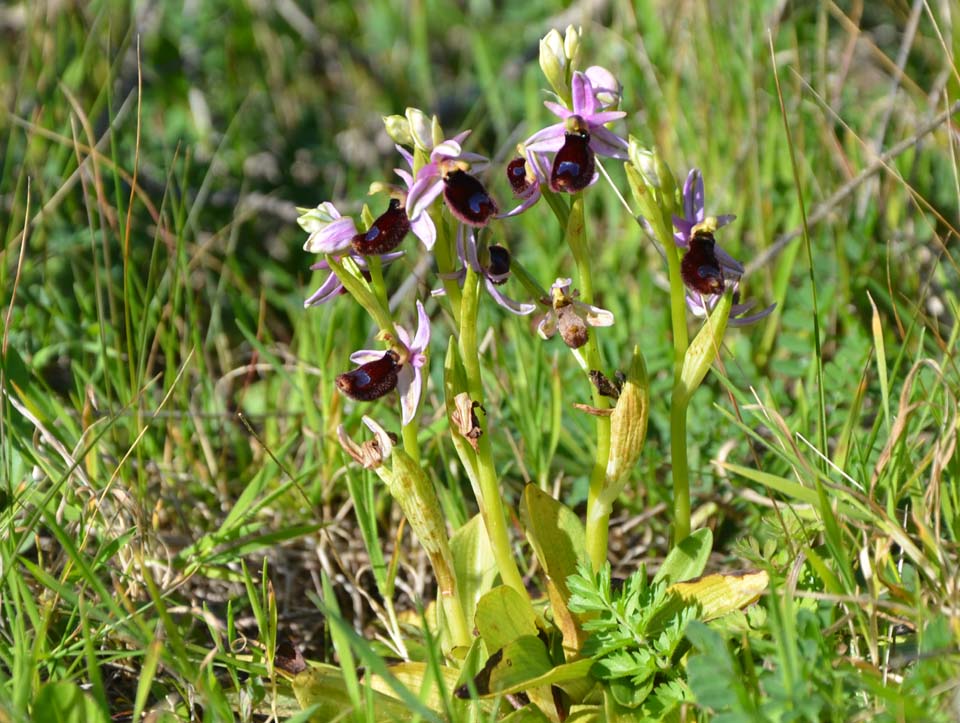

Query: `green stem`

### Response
(665, 235, 693, 544)
(458, 267, 527, 597)
(564, 195, 612, 571)
(670, 384, 690, 542)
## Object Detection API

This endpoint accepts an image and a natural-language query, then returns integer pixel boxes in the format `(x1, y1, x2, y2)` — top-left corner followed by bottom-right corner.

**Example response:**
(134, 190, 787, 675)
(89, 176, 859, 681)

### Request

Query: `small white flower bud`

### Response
(382, 114, 412, 147)
(406, 107, 435, 152)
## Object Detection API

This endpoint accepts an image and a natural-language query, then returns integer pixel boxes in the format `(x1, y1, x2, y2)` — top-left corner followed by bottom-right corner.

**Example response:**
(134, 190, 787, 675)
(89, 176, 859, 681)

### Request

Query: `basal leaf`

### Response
(451, 514, 498, 633)
(653, 527, 713, 585)
(475, 585, 538, 653)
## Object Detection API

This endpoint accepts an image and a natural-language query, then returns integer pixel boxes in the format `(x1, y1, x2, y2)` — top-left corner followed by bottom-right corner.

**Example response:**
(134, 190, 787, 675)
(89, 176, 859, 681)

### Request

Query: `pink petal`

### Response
(409, 178, 443, 221)
(498, 188, 542, 218)
(304, 216, 357, 254)
(729, 302, 776, 326)
(486, 279, 535, 315)
(571, 72, 597, 117)
(350, 348, 387, 364)
(585, 110, 626, 125)
(589, 128, 629, 159)
(304, 273, 343, 307)
(412, 300, 431, 350)
(410, 212, 436, 250)
(395, 144, 414, 168)
(397, 366, 421, 426)
(543, 101, 574, 119)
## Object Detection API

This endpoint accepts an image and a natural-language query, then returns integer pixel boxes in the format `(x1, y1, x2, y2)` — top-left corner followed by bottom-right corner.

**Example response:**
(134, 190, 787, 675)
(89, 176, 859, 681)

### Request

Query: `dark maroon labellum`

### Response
(442, 169, 498, 226)
(351, 199, 410, 255)
(550, 130, 595, 193)
(486, 245, 511, 284)
(506, 157, 533, 196)
(335, 350, 401, 401)
(681, 231, 725, 295)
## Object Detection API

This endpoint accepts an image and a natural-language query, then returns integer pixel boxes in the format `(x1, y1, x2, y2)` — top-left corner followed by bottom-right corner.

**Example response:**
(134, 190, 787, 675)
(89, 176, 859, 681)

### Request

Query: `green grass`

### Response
(2, 0, 960, 720)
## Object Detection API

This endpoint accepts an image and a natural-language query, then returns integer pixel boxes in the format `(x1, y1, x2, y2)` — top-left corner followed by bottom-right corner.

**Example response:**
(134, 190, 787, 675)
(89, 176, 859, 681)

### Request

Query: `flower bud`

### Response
(653, 149, 679, 216)
(539, 28, 567, 98)
(406, 107, 435, 152)
(296, 202, 341, 234)
(628, 137, 659, 189)
(382, 114, 413, 147)
(585, 65, 621, 108)
(605, 346, 649, 488)
(563, 25, 581, 69)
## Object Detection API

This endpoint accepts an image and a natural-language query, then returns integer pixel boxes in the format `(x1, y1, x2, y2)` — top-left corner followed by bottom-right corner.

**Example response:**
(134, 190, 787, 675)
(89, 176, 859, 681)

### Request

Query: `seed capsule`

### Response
(550, 115, 595, 193)
(351, 198, 410, 255)
(335, 350, 401, 401)
(681, 230, 725, 295)
(442, 168, 498, 226)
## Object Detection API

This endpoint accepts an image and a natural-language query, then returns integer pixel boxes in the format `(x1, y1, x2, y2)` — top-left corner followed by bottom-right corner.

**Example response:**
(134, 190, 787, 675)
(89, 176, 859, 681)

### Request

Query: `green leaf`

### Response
(653, 528, 713, 585)
(520, 484, 588, 649)
(450, 514, 497, 632)
(33, 682, 110, 723)
(292, 667, 418, 722)
(686, 622, 761, 721)
(520, 484, 586, 600)
(499, 704, 553, 722)
(485, 635, 554, 695)
(678, 291, 732, 401)
(475, 585, 538, 653)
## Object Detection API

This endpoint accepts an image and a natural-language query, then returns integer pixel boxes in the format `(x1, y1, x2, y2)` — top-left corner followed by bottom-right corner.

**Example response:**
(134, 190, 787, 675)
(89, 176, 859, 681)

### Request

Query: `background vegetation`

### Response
(1, 0, 958, 719)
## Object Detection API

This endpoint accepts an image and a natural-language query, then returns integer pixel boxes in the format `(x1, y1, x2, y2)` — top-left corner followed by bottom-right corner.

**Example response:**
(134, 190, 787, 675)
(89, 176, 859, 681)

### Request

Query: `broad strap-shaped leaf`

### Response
(652, 527, 713, 585)
(519, 484, 588, 650)
(475, 585, 538, 653)
(670, 570, 768, 621)
(519, 484, 586, 600)
(451, 514, 498, 634)
(292, 667, 428, 722)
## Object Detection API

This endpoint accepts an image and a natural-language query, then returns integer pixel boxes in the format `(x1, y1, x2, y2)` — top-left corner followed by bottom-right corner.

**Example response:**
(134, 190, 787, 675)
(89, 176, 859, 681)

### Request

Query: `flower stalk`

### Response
(564, 196, 613, 571)
(458, 265, 528, 598)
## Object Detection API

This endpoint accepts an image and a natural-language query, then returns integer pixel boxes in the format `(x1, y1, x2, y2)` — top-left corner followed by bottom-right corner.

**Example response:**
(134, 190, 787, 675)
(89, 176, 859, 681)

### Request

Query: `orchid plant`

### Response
(292, 25, 775, 720)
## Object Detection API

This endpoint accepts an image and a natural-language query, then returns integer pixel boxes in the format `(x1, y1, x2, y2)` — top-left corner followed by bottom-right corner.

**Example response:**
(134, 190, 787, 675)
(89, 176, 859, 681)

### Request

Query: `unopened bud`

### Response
(563, 25, 581, 68)
(539, 29, 567, 98)
(628, 138, 659, 189)
(605, 346, 649, 488)
(382, 114, 413, 147)
(654, 149, 679, 216)
(585, 66, 621, 109)
(406, 108, 435, 152)
(296, 201, 341, 235)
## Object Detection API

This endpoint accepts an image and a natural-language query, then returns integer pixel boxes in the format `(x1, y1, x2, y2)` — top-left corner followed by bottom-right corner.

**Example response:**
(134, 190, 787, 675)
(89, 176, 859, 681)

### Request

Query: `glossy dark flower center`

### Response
(352, 198, 410, 255)
(507, 157, 534, 196)
(335, 350, 401, 401)
(442, 169, 498, 226)
(681, 230, 725, 295)
(486, 244, 511, 284)
(550, 124, 595, 193)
